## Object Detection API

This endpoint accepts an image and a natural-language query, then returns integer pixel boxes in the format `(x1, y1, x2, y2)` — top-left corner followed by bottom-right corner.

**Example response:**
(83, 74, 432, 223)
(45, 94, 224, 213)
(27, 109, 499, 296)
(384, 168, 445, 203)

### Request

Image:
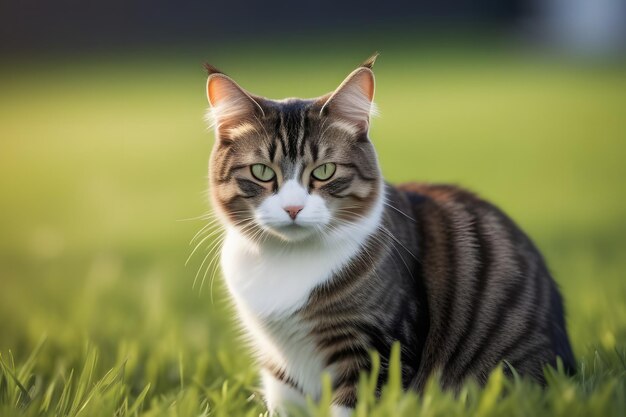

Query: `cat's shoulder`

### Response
(391, 181, 527, 241)
(390, 181, 517, 225)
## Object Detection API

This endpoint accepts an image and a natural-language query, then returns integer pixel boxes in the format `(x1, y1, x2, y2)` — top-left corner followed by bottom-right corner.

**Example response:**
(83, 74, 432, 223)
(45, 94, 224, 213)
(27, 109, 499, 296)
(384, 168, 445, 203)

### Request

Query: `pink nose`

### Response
(284, 205, 304, 220)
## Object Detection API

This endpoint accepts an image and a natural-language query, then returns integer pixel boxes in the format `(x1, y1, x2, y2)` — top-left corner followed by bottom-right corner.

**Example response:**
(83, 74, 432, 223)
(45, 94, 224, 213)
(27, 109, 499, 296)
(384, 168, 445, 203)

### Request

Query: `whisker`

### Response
(199, 235, 227, 295)
(383, 201, 416, 222)
(189, 219, 222, 245)
(334, 208, 419, 261)
(177, 213, 215, 222)
(186, 226, 226, 266)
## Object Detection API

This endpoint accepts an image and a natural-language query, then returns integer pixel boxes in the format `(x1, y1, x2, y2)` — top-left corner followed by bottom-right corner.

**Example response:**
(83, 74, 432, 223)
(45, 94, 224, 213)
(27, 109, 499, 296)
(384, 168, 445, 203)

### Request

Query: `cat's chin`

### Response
(264, 224, 321, 243)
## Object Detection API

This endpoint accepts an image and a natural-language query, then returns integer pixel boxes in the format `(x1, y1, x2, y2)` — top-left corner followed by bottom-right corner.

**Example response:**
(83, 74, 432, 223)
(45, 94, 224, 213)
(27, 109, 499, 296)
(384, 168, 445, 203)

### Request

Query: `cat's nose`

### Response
(284, 205, 304, 220)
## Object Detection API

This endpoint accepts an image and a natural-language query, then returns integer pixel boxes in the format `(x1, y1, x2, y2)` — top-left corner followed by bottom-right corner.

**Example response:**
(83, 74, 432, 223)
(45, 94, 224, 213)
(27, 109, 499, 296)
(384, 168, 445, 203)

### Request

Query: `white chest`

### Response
(220, 230, 365, 317)
(220, 230, 368, 396)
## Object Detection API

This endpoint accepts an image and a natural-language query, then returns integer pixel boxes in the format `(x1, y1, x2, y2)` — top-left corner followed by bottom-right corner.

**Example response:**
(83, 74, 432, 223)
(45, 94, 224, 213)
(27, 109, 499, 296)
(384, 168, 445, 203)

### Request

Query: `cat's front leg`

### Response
(331, 405, 353, 417)
(262, 370, 355, 416)
(261, 369, 307, 416)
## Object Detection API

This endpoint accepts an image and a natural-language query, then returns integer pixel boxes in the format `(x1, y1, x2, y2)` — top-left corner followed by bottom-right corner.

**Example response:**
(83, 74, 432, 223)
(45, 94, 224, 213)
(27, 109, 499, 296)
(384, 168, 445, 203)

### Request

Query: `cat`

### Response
(202, 55, 576, 416)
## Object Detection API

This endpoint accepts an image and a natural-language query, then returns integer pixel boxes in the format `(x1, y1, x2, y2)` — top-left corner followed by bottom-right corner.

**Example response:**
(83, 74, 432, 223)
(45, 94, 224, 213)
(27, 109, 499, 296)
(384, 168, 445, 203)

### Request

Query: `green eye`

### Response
(250, 164, 276, 182)
(311, 163, 336, 181)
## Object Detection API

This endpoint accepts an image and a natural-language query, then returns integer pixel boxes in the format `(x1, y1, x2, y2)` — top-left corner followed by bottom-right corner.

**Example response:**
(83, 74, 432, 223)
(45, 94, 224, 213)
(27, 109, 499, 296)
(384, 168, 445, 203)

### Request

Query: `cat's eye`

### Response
(250, 164, 276, 182)
(311, 163, 336, 181)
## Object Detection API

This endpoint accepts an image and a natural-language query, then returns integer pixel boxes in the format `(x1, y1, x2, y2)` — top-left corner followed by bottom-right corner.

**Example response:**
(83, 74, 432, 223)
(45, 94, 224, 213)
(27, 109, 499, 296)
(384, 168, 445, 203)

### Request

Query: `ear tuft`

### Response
(320, 67, 376, 131)
(203, 63, 224, 76)
(206, 74, 264, 131)
(361, 52, 379, 69)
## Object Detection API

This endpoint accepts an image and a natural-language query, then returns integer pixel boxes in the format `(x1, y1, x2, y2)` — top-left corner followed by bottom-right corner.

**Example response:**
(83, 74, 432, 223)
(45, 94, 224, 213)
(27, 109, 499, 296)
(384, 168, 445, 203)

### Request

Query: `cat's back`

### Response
(391, 182, 575, 387)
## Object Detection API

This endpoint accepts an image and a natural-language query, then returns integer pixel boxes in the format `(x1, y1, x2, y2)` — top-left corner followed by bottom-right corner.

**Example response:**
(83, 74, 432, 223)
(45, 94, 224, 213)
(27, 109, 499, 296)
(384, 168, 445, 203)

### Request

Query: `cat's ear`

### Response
(205, 71, 264, 131)
(320, 63, 376, 132)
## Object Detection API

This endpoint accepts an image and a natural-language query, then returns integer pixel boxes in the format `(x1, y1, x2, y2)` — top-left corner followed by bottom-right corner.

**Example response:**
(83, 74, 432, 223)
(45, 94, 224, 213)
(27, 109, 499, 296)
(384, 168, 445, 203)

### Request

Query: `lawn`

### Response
(0, 38, 625, 416)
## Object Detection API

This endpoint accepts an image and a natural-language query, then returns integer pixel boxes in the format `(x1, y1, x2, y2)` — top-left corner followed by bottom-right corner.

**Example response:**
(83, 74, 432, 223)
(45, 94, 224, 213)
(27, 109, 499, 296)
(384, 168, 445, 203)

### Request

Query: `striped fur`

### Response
(204, 59, 575, 414)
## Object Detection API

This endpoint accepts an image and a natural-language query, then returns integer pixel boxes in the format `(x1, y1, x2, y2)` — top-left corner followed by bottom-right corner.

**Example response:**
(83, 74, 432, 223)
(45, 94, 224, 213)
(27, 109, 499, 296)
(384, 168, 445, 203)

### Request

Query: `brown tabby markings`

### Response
(206, 60, 575, 410)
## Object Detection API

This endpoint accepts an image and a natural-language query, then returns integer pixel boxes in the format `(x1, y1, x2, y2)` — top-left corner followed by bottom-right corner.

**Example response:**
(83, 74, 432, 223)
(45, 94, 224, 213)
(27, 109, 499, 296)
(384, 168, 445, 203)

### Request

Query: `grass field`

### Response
(1, 39, 625, 416)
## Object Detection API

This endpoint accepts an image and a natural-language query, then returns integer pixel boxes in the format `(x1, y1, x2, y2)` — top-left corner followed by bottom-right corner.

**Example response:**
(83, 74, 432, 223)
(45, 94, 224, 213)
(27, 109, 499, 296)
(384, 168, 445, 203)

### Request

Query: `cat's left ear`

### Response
(320, 57, 377, 132)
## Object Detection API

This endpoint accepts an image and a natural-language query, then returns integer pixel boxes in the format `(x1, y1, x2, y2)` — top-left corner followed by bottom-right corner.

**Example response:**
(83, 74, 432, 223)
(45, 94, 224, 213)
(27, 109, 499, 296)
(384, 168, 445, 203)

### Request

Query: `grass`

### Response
(0, 38, 625, 416)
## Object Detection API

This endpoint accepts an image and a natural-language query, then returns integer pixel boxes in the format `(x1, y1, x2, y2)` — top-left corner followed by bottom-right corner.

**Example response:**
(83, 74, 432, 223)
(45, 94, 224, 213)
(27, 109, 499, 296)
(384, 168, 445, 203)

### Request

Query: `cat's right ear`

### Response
(205, 73, 264, 131)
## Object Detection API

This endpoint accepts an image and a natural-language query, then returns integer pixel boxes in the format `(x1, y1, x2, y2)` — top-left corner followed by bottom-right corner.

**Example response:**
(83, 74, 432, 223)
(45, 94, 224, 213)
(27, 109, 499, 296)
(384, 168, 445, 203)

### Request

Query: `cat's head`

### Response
(205, 57, 382, 244)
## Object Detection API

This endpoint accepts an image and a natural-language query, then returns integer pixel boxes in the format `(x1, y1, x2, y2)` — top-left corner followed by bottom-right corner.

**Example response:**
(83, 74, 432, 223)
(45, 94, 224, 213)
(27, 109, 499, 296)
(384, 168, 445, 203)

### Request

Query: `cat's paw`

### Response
(331, 405, 353, 417)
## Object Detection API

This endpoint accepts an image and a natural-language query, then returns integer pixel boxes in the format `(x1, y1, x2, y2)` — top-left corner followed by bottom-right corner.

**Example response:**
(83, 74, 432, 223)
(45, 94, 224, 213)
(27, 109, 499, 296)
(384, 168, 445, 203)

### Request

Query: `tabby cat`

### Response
(203, 56, 575, 416)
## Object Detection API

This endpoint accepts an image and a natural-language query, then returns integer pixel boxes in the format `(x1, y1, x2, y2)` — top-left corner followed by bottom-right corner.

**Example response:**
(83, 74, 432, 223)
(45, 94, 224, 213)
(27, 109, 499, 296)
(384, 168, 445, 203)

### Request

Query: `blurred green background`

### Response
(1, 12, 626, 415)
